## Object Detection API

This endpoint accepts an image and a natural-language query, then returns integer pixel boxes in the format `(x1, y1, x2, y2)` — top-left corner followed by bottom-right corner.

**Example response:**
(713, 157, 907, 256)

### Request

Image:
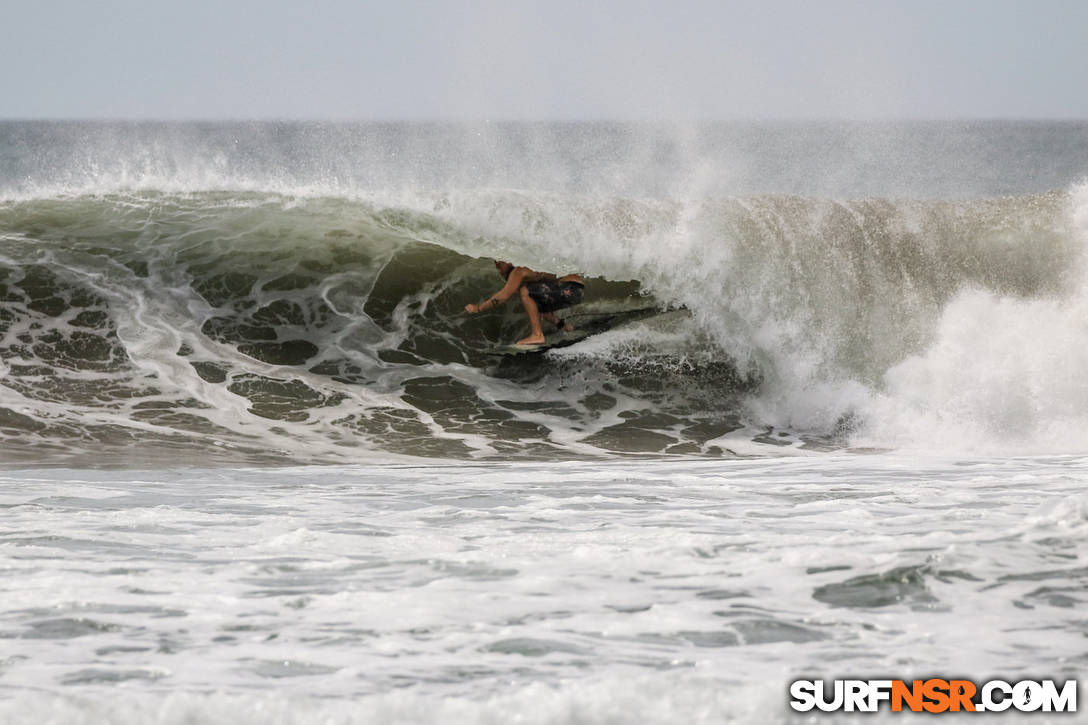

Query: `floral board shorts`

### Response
(525, 280, 584, 313)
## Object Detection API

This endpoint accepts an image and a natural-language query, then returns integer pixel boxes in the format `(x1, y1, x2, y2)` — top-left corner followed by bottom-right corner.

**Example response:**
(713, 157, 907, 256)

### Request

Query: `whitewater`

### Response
(1, 121, 1086, 723)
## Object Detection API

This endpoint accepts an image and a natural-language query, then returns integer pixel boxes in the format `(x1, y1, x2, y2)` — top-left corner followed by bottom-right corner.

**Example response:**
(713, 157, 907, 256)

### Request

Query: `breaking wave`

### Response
(0, 178, 1084, 464)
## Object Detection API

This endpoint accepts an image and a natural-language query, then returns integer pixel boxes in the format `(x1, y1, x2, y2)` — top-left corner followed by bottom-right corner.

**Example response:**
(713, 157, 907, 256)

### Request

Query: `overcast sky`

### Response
(4, 0, 1086, 120)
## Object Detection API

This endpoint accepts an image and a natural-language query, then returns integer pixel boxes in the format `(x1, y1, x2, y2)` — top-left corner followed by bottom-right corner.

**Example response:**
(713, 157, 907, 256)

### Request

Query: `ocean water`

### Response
(1, 121, 1087, 723)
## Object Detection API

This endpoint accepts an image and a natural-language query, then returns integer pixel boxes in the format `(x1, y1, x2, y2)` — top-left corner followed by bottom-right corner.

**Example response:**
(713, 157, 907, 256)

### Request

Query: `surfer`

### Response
(464, 261, 584, 346)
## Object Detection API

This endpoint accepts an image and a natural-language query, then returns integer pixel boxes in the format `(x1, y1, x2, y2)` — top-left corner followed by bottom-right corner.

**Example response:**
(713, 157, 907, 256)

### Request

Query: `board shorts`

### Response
(526, 280, 584, 313)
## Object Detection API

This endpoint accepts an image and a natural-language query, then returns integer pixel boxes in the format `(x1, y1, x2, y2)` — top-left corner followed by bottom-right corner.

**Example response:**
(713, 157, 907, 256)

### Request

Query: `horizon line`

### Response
(3, 114, 1088, 124)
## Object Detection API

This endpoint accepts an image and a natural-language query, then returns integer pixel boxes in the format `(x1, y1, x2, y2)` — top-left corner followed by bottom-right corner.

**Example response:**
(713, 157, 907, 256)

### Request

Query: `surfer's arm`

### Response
(465, 288, 512, 314)
(465, 267, 546, 314)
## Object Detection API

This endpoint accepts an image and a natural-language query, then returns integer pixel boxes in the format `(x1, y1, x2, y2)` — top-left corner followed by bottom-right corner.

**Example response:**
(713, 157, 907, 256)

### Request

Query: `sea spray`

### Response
(855, 184, 1088, 453)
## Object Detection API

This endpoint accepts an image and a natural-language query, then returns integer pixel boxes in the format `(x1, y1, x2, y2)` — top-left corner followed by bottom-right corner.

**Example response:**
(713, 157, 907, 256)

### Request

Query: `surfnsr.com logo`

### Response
(789, 679, 1077, 713)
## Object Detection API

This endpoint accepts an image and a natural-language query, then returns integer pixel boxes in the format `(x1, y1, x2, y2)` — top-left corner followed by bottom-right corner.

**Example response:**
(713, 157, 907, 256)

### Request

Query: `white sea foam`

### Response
(0, 457, 1084, 723)
(853, 184, 1088, 453)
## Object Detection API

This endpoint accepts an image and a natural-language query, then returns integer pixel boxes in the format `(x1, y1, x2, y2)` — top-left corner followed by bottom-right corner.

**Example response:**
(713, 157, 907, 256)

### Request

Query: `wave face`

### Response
(1, 122, 1087, 463)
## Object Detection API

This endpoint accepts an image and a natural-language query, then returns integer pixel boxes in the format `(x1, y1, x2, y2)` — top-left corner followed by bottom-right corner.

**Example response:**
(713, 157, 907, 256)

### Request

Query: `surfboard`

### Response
(484, 306, 672, 356)
(486, 329, 591, 356)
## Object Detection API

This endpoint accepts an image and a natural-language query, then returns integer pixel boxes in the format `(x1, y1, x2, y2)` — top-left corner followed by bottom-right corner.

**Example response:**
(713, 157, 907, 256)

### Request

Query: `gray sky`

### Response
(4, 0, 1086, 120)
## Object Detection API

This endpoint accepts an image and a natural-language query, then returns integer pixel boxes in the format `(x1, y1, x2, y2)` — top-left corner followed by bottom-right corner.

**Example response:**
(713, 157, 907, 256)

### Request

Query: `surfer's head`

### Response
(494, 260, 514, 279)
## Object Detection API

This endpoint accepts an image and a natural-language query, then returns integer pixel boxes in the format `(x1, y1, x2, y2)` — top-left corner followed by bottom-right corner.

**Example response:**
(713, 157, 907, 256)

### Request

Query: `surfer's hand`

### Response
(465, 303, 479, 314)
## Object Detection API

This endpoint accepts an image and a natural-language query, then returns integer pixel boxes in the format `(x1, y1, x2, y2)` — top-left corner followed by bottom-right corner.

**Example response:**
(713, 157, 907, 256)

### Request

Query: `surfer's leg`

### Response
(517, 286, 547, 345)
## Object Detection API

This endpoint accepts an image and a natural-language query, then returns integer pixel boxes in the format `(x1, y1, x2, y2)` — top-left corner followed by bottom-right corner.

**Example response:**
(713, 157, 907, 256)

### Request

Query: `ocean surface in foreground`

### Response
(1, 456, 1086, 724)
